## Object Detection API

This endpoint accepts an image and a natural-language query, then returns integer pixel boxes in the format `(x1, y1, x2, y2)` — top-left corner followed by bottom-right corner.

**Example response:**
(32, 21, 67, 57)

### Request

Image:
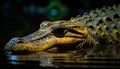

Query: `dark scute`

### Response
(88, 25, 94, 29)
(109, 7, 114, 11)
(97, 19, 104, 25)
(98, 27, 102, 31)
(113, 13, 119, 19)
(90, 10, 98, 17)
(105, 26, 110, 30)
(116, 31, 120, 36)
(105, 17, 112, 21)
(88, 19, 92, 22)
(86, 19, 92, 23)
(100, 9, 105, 13)
(113, 25, 117, 29)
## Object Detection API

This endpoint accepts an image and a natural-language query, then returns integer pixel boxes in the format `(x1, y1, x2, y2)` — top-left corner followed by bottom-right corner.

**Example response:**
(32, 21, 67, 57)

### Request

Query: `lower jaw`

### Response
(5, 44, 79, 55)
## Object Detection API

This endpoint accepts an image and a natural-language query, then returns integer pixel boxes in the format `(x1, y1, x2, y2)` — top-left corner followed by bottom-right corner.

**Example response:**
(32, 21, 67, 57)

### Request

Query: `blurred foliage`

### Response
(45, 0, 69, 20)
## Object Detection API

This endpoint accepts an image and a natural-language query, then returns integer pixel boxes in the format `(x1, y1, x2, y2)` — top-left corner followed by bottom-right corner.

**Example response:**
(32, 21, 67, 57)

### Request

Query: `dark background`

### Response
(0, 0, 120, 68)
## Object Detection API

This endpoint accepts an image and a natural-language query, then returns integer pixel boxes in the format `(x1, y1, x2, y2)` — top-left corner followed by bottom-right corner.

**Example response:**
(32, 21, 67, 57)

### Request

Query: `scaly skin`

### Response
(4, 5, 120, 56)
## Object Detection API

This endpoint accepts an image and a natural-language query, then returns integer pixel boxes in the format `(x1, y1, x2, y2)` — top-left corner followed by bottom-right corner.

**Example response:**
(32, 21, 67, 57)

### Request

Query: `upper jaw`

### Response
(4, 37, 23, 51)
(4, 34, 53, 51)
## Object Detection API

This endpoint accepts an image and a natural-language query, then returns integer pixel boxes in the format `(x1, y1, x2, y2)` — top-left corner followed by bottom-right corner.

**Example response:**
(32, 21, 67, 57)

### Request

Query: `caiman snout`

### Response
(4, 37, 24, 51)
(4, 20, 91, 53)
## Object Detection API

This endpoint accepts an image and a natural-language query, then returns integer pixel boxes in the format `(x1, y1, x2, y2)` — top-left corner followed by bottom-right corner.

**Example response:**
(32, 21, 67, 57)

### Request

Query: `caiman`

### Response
(4, 5, 120, 56)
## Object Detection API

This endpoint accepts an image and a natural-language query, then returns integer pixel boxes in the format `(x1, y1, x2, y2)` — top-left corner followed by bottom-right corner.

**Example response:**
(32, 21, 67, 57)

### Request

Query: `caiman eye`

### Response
(53, 28, 67, 37)
(40, 21, 51, 29)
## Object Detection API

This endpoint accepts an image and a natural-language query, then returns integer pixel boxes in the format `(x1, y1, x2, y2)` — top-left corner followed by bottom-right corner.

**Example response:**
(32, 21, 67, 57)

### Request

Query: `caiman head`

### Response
(4, 19, 93, 53)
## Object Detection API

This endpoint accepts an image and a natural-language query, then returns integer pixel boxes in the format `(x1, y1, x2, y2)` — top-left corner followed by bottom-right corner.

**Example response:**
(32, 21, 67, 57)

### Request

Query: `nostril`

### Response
(16, 38, 24, 45)
(17, 40, 24, 43)
(4, 37, 20, 50)
(6, 37, 24, 47)
(8, 37, 19, 46)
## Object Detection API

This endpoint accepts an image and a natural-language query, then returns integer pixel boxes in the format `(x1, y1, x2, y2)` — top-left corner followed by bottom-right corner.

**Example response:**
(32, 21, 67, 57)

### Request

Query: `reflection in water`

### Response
(39, 55, 53, 67)
(5, 45, 120, 68)
(6, 52, 120, 68)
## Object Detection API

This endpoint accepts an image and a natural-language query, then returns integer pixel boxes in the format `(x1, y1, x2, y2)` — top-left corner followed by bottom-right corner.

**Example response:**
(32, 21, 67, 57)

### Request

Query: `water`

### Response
(4, 52, 120, 68)
(3, 45, 120, 68)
